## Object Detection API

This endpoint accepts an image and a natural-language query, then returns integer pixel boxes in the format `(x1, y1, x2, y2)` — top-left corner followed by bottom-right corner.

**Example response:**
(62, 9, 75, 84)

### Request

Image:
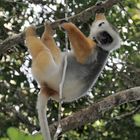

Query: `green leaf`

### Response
(7, 127, 25, 140)
(24, 134, 43, 140)
(133, 114, 140, 127)
(0, 138, 9, 140)
(32, 134, 43, 140)
(7, 127, 42, 140)
(24, 135, 33, 140)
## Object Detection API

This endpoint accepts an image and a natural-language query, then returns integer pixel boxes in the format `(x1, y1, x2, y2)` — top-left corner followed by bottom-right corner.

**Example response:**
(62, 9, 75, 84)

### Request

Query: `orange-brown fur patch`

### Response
(95, 13, 106, 20)
(31, 49, 54, 74)
(26, 37, 47, 59)
(41, 82, 58, 97)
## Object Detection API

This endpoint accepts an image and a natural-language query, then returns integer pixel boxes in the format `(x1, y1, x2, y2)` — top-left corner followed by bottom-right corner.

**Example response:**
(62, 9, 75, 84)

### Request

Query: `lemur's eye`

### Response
(98, 22, 105, 27)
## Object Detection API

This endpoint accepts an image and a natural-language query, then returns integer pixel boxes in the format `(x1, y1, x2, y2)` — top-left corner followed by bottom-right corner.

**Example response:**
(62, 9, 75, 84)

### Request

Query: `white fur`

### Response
(36, 93, 51, 140)
(89, 19, 121, 51)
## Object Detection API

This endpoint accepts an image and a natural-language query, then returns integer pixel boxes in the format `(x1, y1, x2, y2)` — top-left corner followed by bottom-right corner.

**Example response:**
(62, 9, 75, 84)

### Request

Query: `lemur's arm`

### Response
(61, 13, 107, 64)
(61, 23, 96, 63)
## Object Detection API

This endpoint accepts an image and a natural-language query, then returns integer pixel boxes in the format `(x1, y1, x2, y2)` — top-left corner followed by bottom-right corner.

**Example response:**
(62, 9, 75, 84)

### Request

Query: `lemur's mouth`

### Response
(94, 31, 113, 45)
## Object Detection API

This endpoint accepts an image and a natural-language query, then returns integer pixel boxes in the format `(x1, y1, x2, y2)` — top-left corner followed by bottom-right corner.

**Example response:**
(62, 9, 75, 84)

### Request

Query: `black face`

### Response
(96, 31, 113, 45)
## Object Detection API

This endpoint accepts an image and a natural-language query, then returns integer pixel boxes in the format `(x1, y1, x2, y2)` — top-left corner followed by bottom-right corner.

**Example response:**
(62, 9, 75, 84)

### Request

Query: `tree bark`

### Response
(49, 87, 140, 136)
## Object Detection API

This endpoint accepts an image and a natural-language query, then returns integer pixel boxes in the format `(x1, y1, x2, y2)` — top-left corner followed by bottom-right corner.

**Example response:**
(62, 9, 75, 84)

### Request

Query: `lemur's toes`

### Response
(44, 21, 55, 35)
(60, 19, 69, 24)
(60, 22, 75, 31)
(25, 25, 36, 36)
(44, 21, 52, 28)
(95, 1, 103, 6)
(59, 20, 69, 31)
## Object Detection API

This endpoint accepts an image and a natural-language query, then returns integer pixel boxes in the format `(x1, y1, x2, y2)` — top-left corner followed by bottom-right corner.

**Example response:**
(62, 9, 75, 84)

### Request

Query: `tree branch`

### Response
(49, 87, 140, 136)
(0, 0, 121, 56)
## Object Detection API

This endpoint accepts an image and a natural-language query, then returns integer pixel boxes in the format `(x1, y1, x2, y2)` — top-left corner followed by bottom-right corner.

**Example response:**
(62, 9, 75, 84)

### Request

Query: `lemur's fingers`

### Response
(25, 25, 36, 37)
(44, 21, 55, 36)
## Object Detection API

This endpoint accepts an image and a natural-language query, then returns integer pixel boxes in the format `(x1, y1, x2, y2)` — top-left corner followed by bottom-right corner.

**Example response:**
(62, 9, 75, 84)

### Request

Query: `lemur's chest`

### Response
(61, 48, 109, 102)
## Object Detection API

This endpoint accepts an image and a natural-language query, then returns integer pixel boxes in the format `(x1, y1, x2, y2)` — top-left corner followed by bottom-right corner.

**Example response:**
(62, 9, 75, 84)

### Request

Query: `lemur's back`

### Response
(61, 47, 109, 102)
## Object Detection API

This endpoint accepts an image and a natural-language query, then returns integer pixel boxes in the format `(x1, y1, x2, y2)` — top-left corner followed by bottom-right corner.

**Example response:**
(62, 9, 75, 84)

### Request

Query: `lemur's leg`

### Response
(25, 26, 58, 82)
(61, 22, 96, 64)
(41, 22, 61, 64)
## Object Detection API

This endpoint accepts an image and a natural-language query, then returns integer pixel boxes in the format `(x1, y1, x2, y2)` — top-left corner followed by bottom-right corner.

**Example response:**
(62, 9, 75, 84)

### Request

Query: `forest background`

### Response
(0, 0, 140, 140)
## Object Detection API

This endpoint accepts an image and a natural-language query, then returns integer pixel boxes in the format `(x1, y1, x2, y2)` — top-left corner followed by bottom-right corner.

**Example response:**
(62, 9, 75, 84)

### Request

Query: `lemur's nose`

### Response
(95, 13, 106, 21)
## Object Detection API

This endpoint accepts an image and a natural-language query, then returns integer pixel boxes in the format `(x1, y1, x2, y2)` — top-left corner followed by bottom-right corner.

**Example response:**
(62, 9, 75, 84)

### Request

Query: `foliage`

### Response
(0, 0, 140, 139)
(0, 127, 42, 140)
(133, 114, 140, 127)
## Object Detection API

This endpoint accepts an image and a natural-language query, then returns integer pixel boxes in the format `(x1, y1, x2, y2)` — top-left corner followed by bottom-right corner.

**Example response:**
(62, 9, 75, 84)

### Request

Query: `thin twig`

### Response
(0, 0, 121, 56)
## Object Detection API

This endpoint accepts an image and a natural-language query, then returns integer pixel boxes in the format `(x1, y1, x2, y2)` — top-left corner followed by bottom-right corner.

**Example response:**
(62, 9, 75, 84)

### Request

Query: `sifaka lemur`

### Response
(25, 10, 121, 140)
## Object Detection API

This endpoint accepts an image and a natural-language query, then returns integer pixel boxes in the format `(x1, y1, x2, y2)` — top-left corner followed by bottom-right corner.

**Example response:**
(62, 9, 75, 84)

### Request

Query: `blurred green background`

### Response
(0, 0, 140, 139)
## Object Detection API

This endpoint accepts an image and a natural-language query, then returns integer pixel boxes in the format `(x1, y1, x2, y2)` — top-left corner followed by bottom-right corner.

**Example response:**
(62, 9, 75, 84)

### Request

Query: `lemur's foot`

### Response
(95, 1, 105, 13)
(95, 1, 103, 6)
(60, 19, 69, 24)
(60, 21, 76, 31)
(44, 22, 55, 36)
(25, 26, 36, 36)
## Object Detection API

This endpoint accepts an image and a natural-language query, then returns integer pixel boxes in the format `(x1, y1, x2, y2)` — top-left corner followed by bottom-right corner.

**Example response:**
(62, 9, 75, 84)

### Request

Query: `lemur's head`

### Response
(89, 13, 121, 51)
